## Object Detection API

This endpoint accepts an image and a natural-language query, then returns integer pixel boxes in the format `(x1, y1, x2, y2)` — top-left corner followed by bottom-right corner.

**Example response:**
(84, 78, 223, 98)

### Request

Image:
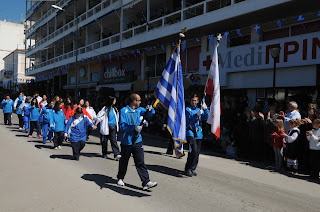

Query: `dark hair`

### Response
(31, 98, 39, 108)
(34, 91, 39, 95)
(129, 93, 138, 103)
(75, 107, 83, 114)
(54, 101, 61, 113)
(65, 96, 74, 110)
(104, 96, 116, 110)
(190, 94, 199, 100)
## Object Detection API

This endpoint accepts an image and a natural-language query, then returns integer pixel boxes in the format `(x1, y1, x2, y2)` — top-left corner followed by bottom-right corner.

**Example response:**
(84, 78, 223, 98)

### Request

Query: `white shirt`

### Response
(307, 128, 320, 150)
(96, 106, 119, 135)
(284, 110, 301, 133)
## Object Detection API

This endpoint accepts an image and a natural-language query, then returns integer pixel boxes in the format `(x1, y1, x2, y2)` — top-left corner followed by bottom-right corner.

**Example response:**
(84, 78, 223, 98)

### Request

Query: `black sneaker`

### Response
(185, 170, 193, 177)
(191, 170, 197, 176)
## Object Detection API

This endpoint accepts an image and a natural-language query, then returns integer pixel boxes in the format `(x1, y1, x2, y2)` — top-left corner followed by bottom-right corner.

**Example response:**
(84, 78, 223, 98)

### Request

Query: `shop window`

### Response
(146, 53, 166, 77)
(91, 72, 101, 82)
(69, 76, 76, 85)
(291, 20, 320, 36)
(263, 28, 289, 41)
(181, 45, 201, 73)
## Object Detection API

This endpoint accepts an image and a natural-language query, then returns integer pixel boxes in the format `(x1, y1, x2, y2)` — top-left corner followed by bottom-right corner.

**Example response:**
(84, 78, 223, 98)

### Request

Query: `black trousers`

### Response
(17, 114, 24, 128)
(185, 136, 202, 171)
(101, 125, 120, 158)
(29, 121, 40, 136)
(4, 113, 12, 125)
(54, 131, 64, 147)
(309, 150, 320, 179)
(71, 141, 86, 160)
(117, 142, 150, 186)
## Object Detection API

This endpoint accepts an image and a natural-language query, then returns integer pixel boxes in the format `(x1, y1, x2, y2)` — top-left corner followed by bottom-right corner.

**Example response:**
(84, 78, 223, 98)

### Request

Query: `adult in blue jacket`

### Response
(1, 95, 14, 125)
(50, 101, 66, 150)
(14, 92, 25, 129)
(64, 107, 97, 160)
(28, 98, 41, 138)
(185, 94, 209, 177)
(40, 100, 54, 144)
(116, 93, 157, 191)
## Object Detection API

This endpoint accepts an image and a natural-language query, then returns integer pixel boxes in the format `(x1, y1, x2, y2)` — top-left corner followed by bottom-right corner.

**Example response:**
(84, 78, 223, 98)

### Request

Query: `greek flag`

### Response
(154, 46, 186, 158)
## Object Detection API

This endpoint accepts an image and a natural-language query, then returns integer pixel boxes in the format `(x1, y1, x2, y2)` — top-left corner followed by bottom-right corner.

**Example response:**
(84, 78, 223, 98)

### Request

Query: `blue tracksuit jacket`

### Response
(119, 105, 155, 145)
(50, 109, 66, 132)
(28, 106, 41, 122)
(64, 115, 94, 142)
(186, 106, 209, 139)
(1, 99, 14, 113)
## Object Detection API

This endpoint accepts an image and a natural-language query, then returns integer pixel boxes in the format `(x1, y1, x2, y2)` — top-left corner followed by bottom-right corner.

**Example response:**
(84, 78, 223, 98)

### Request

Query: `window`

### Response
(91, 72, 100, 82)
(181, 45, 201, 73)
(146, 53, 166, 77)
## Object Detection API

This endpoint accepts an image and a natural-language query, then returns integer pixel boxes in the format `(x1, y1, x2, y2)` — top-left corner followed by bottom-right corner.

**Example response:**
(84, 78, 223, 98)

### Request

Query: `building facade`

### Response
(0, 20, 25, 88)
(25, 0, 320, 106)
(2, 49, 34, 92)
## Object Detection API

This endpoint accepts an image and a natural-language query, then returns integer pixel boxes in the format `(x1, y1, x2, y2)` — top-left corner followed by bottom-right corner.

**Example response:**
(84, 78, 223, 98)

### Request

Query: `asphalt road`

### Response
(1, 112, 320, 212)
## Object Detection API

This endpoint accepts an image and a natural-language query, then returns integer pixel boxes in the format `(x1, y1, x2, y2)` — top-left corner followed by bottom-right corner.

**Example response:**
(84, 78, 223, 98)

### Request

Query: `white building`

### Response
(0, 20, 25, 87)
(2, 49, 34, 92)
(25, 0, 320, 106)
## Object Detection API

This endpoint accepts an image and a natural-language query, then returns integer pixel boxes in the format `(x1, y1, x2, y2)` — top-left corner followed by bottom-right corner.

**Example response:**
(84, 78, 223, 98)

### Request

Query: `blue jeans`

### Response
(42, 122, 53, 143)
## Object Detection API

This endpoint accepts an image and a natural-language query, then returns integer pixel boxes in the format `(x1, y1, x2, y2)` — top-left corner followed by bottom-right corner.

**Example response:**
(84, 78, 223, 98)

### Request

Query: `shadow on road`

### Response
(81, 152, 102, 158)
(15, 134, 28, 137)
(28, 140, 43, 144)
(81, 174, 151, 197)
(10, 129, 23, 132)
(146, 164, 185, 178)
(144, 150, 177, 159)
(35, 144, 53, 149)
(50, 154, 74, 160)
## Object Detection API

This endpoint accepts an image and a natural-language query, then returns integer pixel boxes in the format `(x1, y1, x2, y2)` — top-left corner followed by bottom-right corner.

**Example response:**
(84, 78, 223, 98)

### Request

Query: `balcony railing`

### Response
(26, 33, 121, 74)
(27, 0, 120, 54)
(26, 0, 249, 73)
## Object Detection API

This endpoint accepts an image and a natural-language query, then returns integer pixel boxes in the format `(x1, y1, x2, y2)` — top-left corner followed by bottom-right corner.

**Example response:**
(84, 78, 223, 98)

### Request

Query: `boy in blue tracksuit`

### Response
(1, 95, 14, 125)
(14, 93, 25, 129)
(20, 97, 31, 133)
(185, 94, 209, 177)
(64, 107, 97, 160)
(28, 98, 41, 138)
(116, 93, 158, 191)
(40, 100, 54, 144)
(50, 101, 67, 150)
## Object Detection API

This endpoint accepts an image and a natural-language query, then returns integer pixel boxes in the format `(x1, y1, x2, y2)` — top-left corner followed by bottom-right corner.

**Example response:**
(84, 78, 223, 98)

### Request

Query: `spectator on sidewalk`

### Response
(279, 101, 301, 133)
(270, 119, 286, 170)
(284, 119, 301, 173)
(1, 94, 14, 125)
(306, 118, 320, 179)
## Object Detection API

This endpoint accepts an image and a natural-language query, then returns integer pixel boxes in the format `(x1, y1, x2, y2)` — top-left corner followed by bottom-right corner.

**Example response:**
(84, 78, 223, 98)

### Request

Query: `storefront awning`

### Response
(95, 82, 133, 91)
(63, 82, 97, 90)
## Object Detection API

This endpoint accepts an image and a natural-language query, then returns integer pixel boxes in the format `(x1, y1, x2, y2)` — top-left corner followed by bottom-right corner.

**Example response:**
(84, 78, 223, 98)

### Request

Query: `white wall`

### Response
(0, 21, 24, 71)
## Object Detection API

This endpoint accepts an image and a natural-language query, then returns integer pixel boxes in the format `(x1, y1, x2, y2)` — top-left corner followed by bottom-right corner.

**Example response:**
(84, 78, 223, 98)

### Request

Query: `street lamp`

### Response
(52, 4, 79, 100)
(270, 46, 281, 99)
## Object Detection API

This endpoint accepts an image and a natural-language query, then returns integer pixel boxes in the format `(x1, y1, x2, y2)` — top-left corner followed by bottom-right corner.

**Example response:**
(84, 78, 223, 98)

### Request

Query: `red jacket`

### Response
(72, 105, 92, 120)
(62, 105, 74, 120)
(270, 128, 284, 148)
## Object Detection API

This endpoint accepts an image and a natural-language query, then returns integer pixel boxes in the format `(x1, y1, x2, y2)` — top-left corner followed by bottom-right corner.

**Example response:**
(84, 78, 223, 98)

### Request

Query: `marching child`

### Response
(28, 98, 42, 138)
(64, 107, 97, 161)
(270, 119, 286, 170)
(21, 97, 31, 133)
(50, 101, 66, 150)
(284, 118, 301, 173)
(306, 118, 320, 179)
(40, 99, 54, 144)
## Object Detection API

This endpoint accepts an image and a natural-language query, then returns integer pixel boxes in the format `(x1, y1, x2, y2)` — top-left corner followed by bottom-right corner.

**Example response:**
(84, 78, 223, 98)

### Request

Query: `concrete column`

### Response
(141, 51, 145, 80)
(86, 0, 89, 11)
(166, 45, 171, 63)
(231, 0, 235, 5)
(201, 36, 207, 52)
(120, 1, 124, 42)
(250, 27, 260, 44)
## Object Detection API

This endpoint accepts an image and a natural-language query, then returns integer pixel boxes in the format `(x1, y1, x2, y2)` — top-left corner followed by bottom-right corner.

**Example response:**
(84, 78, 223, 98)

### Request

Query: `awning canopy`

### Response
(96, 82, 133, 91)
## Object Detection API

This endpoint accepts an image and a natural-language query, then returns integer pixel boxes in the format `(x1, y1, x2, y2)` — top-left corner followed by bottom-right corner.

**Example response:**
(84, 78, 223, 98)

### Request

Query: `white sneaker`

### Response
(19, 127, 23, 130)
(115, 155, 122, 161)
(117, 179, 125, 186)
(104, 155, 109, 159)
(58, 146, 62, 150)
(54, 147, 58, 150)
(143, 181, 158, 191)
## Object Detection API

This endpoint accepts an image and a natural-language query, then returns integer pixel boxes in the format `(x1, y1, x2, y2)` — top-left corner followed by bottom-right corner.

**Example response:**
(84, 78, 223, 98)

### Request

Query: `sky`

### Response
(0, 0, 26, 22)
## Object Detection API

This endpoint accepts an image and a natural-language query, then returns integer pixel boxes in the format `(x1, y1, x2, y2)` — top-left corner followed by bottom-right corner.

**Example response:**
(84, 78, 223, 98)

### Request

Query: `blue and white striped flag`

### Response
(154, 46, 186, 158)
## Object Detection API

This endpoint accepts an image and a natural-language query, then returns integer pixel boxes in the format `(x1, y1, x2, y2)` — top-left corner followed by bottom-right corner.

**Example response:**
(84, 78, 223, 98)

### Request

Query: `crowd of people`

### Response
(1, 91, 320, 187)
